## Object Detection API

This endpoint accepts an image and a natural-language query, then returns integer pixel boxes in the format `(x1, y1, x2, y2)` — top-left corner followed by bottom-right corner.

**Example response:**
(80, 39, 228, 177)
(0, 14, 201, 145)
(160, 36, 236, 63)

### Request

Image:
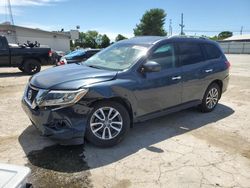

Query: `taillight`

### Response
(225, 61, 231, 68)
(48, 50, 52, 57)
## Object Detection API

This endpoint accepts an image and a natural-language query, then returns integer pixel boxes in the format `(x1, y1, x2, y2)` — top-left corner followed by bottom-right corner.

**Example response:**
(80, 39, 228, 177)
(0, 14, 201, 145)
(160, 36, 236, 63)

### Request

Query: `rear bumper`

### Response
(222, 75, 229, 93)
(22, 98, 91, 141)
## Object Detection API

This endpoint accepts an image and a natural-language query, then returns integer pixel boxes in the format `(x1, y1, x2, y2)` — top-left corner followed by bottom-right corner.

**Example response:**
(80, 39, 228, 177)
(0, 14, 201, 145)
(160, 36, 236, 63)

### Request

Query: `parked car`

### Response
(0, 36, 52, 74)
(22, 36, 230, 147)
(51, 50, 65, 64)
(57, 49, 100, 66)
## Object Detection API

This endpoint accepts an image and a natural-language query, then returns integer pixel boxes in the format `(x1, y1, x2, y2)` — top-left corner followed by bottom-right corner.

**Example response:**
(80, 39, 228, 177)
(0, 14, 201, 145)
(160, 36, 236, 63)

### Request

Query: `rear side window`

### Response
(178, 43, 204, 66)
(203, 44, 222, 60)
(149, 43, 176, 70)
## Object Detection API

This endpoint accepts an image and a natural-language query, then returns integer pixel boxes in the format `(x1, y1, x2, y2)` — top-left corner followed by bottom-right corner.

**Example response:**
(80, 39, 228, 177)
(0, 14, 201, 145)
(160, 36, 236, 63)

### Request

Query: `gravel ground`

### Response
(0, 54, 250, 188)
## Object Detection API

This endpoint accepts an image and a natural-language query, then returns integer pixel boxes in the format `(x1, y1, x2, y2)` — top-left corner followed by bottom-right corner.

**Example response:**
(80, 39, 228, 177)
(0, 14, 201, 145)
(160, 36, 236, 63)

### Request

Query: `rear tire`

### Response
(85, 101, 130, 147)
(200, 83, 221, 112)
(23, 59, 41, 75)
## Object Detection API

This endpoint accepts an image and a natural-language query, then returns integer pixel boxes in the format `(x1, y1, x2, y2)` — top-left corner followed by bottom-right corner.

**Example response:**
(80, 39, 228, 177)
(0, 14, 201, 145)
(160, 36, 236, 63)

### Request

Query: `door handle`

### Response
(172, 76, 182, 80)
(205, 69, 213, 73)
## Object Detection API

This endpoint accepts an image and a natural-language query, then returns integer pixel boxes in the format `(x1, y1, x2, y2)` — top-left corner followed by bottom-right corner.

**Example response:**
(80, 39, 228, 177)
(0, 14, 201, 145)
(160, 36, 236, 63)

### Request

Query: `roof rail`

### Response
(169, 35, 208, 40)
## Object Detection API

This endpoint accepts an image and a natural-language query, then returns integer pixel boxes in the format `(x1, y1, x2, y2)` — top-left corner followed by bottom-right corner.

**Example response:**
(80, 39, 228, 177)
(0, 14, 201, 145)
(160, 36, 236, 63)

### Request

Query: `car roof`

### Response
(86, 49, 101, 52)
(119, 36, 166, 45)
(118, 36, 218, 47)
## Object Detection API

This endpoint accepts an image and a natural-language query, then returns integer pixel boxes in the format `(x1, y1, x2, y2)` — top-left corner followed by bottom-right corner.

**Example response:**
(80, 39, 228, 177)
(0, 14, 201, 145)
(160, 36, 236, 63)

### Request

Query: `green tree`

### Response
(218, 31, 233, 40)
(115, 34, 127, 41)
(74, 32, 87, 48)
(101, 34, 110, 48)
(209, 35, 219, 41)
(133, 8, 167, 36)
(84, 30, 101, 48)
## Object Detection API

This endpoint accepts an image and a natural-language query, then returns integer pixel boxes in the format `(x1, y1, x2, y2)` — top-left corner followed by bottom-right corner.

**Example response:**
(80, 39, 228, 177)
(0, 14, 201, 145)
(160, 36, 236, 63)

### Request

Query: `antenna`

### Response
(179, 13, 185, 35)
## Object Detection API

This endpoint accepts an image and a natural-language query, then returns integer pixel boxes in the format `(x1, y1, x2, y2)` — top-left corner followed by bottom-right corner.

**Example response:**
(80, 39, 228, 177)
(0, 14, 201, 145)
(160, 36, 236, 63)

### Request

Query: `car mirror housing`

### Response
(141, 61, 161, 73)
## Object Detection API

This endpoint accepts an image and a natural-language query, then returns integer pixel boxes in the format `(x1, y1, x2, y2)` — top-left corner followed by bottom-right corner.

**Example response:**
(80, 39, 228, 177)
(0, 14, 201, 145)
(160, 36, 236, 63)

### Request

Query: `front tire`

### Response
(23, 59, 41, 75)
(85, 101, 130, 147)
(200, 83, 221, 112)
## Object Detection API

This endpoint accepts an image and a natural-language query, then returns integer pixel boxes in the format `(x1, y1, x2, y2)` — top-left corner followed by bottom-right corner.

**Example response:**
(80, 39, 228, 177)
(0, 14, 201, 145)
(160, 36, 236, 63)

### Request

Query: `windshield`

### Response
(84, 43, 148, 71)
(65, 50, 86, 58)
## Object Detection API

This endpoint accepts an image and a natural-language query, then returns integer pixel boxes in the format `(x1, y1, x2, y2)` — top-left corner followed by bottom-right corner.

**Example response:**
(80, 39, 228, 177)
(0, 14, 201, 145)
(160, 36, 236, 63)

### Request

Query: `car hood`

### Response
(30, 63, 117, 90)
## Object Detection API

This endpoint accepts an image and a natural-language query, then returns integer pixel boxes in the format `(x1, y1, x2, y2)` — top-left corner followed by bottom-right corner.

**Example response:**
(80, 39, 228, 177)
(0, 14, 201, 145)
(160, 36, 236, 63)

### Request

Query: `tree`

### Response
(75, 31, 102, 48)
(101, 34, 110, 48)
(84, 30, 101, 48)
(133, 8, 167, 36)
(209, 35, 219, 41)
(115, 34, 127, 41)
(218, 31, 233, 40)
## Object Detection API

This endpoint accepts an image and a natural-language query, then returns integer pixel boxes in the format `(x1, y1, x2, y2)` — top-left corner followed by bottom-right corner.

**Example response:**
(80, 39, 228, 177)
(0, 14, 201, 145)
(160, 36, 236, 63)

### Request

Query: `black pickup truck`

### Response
(0, 36, 52, 74)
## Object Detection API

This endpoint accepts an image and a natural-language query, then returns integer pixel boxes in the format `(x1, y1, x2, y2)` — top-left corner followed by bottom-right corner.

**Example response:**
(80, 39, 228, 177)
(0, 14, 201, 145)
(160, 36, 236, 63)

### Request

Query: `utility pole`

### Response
(240, 26, 243, 35)
(169, 19, 172, 36)
(7, 0, 18, 43)
(179, 13, 185, 35)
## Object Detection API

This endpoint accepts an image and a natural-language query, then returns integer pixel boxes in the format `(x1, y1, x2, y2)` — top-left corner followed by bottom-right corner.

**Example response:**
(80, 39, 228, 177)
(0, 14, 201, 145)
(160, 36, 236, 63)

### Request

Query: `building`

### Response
(222, 34, 250, 42)
(218, 34, 250, 54)
(0, 23, 79, 52)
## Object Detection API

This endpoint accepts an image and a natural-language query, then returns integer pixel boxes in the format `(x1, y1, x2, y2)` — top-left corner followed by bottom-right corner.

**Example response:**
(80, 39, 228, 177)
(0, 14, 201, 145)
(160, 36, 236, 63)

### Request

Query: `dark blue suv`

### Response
(22, 36, 230, 147)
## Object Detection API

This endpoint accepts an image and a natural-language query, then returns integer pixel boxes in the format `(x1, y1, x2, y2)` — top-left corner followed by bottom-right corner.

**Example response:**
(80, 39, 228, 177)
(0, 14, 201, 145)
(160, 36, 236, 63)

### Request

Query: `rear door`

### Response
(134, 43, 182, 116)
(176, 42, 209, 103)
(0, 37, 10, 67)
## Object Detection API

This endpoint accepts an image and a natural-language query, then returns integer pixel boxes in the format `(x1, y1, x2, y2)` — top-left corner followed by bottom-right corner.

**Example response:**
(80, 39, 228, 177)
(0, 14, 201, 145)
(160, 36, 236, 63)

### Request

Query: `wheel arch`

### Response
(208, 79, 223, 99)
(22, 57, 41, 66)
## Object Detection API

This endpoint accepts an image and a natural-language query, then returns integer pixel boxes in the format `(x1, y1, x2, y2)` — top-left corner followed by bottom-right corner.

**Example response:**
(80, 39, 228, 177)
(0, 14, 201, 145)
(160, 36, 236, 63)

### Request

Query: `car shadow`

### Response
(18, 103, 234, 173)
(0, 72, 27, 78)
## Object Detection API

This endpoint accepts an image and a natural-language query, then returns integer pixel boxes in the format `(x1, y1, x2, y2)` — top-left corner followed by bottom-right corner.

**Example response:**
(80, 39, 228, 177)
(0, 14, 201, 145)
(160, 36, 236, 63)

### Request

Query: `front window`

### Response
(84, 43, 148, 71)
(149, 43, 176, 70)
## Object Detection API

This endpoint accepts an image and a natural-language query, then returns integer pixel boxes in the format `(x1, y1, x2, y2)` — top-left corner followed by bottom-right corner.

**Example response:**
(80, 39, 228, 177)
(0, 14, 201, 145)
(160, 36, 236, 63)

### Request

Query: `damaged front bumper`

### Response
(22, 98, 92, 142)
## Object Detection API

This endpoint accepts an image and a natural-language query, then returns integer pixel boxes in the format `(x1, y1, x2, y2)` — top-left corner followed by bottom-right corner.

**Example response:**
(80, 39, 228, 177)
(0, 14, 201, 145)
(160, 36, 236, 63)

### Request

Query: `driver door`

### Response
(134, 43, 182, 117)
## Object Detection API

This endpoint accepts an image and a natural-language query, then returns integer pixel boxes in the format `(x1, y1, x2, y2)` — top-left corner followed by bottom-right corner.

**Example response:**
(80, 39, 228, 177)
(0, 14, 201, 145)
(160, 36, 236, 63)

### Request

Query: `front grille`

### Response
(26, 86, 39, 103)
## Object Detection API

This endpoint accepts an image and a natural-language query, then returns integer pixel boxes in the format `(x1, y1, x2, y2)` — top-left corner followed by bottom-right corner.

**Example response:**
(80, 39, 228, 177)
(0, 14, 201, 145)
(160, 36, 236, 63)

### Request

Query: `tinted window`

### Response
(149, 43, 176, 70)
(203, 44, 222, 60)
(178, 43, 204, 66)
(88, 51, 98, 56)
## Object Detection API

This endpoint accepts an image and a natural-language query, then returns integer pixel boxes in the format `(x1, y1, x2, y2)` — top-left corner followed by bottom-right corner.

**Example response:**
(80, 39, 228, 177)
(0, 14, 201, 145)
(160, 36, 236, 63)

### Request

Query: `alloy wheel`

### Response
(206, 88, 219, 109)
(90, 107, 123, 140)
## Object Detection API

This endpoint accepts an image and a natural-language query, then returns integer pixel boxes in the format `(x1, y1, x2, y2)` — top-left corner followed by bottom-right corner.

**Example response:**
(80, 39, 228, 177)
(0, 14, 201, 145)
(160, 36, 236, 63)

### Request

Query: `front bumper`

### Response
(22, 98, 91, 141)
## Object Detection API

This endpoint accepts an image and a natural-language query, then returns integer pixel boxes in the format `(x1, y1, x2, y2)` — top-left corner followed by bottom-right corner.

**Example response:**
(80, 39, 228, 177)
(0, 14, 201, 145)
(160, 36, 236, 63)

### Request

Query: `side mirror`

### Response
(141, 61, 161, 73)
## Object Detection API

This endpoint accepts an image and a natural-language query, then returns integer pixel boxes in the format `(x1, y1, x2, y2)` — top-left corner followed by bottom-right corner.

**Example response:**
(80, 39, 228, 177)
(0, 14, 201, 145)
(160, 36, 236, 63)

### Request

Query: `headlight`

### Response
(37, 89, 88, 107)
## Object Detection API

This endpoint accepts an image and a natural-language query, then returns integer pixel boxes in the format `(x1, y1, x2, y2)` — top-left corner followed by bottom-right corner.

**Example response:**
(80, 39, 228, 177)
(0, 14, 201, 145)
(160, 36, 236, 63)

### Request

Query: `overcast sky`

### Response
(0, 0, 250, 40)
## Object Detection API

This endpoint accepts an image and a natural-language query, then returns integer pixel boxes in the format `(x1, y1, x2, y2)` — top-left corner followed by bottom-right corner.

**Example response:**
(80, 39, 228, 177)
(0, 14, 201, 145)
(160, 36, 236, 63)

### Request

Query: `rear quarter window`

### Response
(203, 44, 222, 60)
